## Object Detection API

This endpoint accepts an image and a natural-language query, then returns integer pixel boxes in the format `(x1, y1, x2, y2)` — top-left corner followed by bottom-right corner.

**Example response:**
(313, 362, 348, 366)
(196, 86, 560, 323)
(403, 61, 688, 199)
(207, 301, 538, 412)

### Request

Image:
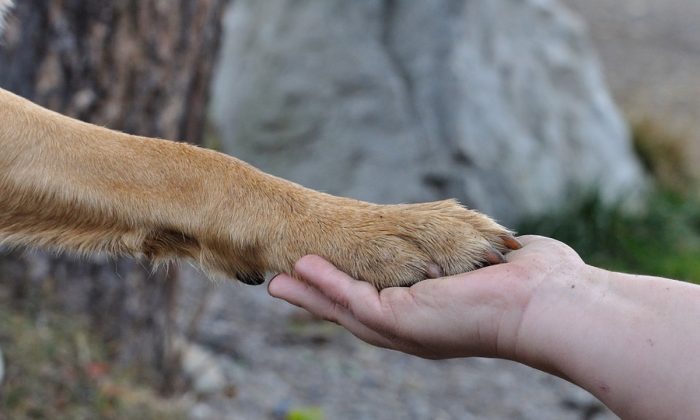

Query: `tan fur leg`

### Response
(0, 88, 518, 289)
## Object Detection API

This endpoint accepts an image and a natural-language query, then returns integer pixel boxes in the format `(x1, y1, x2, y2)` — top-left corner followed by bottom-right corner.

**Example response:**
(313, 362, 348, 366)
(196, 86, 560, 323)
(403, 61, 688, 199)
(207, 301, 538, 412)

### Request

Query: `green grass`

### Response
(0, 307, 185, 420)
(518, 191, 700, 284)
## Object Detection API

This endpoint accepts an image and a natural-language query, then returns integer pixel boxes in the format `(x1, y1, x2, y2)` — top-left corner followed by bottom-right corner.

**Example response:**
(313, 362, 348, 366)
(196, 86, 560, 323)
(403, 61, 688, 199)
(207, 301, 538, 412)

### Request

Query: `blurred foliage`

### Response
(518, 191, 700, 283)
(0, 306, 185, 420)
(631, 118, 695, 193)
(286, 407, 325, 420)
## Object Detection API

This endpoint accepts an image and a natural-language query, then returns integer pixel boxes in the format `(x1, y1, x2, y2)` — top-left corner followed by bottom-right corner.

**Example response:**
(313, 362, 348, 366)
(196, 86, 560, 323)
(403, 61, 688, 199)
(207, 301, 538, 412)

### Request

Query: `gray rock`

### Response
(0, 0, 12, 36)
(211, 0, 646, 224)
(0, 344, 5, 387)
(178, 337, 231, 397)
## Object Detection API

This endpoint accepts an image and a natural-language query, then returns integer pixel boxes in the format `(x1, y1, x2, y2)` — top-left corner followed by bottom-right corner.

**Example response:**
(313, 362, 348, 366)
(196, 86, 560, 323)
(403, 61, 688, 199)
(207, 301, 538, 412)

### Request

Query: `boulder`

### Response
(211, 0, 646, 224)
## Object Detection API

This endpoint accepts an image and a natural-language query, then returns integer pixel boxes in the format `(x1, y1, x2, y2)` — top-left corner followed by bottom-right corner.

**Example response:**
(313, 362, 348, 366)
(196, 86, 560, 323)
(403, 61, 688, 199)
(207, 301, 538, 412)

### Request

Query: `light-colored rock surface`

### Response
(0, 0, 12, 36)
(0, 345, 4, 387)
(211, 0, 646, 225)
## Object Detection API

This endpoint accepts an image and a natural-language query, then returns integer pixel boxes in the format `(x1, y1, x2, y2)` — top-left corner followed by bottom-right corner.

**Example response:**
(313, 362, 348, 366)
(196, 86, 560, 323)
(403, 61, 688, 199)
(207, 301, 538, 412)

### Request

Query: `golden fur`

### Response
(0, 86, 519, 289)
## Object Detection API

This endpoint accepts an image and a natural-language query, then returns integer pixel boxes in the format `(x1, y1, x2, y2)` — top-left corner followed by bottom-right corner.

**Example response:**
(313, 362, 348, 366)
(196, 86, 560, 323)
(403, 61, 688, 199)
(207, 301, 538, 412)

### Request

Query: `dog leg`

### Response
(0, 88, 519, 289)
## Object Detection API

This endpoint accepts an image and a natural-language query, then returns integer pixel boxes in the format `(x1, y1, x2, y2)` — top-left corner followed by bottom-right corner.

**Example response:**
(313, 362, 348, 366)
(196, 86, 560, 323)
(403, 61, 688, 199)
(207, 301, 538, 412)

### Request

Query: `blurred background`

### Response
(0, 0, 698, 418)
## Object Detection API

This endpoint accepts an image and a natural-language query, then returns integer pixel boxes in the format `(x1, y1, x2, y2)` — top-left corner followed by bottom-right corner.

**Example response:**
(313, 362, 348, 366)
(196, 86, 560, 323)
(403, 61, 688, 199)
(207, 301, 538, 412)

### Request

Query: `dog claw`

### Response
(501, 235, 523, 250)
(236, 271, 265, 286)
(484, 249, 507, 265)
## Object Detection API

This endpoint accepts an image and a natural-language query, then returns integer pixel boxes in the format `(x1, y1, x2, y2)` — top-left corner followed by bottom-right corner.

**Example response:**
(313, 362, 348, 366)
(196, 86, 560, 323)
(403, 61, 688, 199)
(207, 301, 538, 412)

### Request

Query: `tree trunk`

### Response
(0, 0, 227, 391)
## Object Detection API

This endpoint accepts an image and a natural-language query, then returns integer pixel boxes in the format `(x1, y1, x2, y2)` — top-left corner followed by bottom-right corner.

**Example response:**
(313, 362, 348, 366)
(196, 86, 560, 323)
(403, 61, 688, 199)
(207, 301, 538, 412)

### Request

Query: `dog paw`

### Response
(292, 199, 521, 289)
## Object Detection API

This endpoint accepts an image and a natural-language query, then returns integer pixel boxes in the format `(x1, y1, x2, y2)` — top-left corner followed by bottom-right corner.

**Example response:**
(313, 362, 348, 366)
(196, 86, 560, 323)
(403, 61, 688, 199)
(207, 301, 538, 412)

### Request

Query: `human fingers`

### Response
(291, 255, 390, 328)
(267, 272, 395, 348)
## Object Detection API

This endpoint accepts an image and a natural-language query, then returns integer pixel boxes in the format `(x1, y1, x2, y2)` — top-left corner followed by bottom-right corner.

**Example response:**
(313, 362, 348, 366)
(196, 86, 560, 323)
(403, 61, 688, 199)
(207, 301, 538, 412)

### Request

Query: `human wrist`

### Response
(508, 261, 612, 377)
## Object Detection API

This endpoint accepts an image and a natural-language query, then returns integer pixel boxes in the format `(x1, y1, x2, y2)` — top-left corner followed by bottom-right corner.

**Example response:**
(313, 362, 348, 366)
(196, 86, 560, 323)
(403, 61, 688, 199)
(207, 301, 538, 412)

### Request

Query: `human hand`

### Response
(268, 235, 588, 361)
(270, 235, 700, 419)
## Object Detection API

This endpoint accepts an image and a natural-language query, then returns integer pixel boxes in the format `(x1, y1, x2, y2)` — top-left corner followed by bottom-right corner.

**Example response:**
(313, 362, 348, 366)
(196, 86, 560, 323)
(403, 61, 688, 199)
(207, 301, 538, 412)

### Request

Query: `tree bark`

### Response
(0, 0, 227, 391)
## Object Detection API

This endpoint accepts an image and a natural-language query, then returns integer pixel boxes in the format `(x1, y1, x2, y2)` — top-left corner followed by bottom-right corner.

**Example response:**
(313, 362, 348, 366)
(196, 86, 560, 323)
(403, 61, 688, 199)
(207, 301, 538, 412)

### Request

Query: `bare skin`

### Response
(269, 235, 700, 420)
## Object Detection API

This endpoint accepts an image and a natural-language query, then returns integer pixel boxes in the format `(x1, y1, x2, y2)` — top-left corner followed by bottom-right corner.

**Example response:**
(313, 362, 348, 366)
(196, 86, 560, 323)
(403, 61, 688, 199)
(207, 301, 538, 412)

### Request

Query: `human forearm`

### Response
(517, 266, 700, 419)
